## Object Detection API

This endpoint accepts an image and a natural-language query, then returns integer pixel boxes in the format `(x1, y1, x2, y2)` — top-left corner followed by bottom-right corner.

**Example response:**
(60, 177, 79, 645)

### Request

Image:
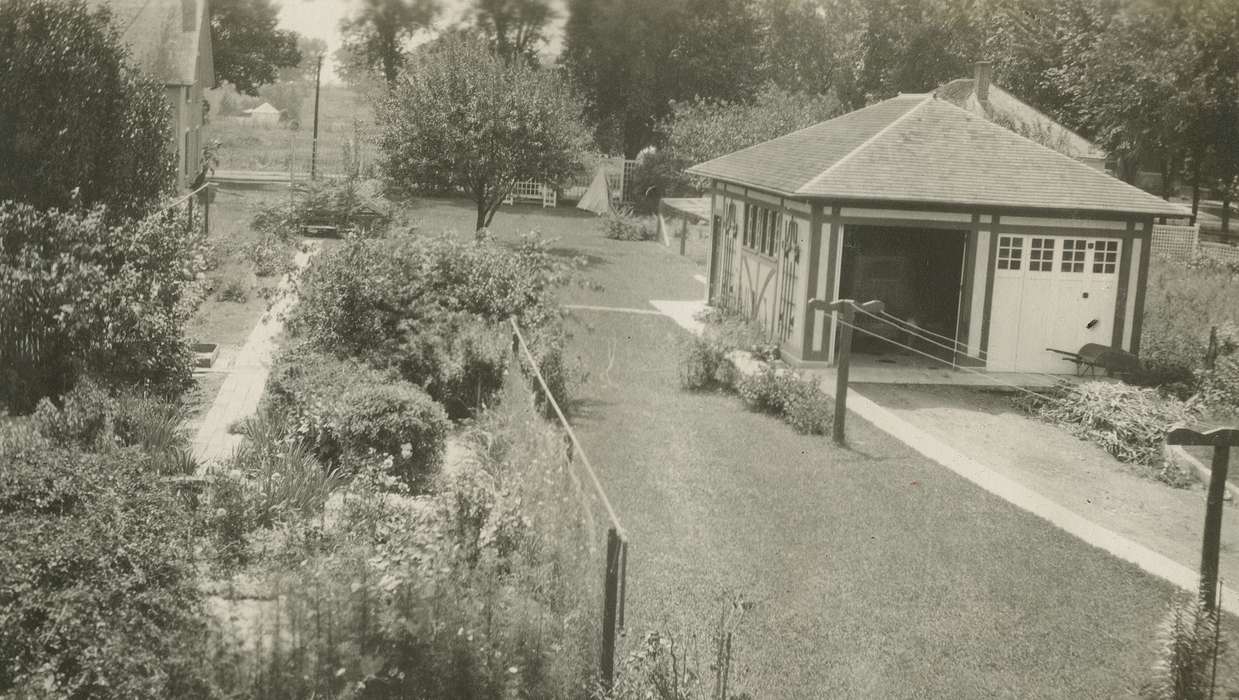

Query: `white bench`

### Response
(503, 181, 557, 208)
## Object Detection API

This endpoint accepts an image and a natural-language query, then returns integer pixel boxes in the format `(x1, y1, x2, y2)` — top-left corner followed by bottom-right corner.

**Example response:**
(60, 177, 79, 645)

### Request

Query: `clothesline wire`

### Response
(851, 305, 1073, 388)
(832, 315, 1057, 402)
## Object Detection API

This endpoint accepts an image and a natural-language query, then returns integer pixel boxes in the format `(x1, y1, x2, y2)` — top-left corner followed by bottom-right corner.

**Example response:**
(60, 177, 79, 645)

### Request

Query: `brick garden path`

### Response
(190, 244, 317, 468)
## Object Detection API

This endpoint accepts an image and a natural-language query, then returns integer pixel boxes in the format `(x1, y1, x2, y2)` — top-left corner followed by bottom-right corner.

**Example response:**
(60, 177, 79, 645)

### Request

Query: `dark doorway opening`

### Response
(837, 225, 967, 362)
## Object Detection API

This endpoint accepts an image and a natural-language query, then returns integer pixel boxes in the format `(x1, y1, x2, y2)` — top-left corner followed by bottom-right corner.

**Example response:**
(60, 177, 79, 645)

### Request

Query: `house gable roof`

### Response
(935, 78, 1107, 162)
(85, 0, 211, 86)
(687, 94, 1184, 217)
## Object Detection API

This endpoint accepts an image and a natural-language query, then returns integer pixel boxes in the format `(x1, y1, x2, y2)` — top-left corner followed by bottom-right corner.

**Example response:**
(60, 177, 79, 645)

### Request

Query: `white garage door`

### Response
(988, 235, 1121, 373)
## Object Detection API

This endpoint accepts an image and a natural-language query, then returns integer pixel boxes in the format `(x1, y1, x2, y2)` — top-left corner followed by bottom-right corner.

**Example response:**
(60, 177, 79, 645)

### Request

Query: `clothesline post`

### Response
(809, 298, 885, 445)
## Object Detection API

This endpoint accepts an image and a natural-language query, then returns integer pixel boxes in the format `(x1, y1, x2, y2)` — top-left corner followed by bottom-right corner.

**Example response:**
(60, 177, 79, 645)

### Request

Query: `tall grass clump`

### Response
(1141, 594, 1226, 700)
(1139, 255, 1239, 396)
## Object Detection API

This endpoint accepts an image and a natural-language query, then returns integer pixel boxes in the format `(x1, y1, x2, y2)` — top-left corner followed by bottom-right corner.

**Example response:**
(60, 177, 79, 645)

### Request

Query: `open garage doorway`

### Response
(837, 225, 967, 364)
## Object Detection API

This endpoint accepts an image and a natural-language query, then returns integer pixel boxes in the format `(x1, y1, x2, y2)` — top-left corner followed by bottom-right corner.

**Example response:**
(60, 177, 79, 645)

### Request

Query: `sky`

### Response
(277, 0, 567, 83)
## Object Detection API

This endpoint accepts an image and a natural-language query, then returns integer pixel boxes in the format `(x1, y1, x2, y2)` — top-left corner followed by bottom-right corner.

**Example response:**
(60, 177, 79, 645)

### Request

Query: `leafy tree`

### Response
(562, 0, 763, 157)
(474, 0, 554, 63)
(377, 35, 590, 229)
(639, 84, 842, 196)
(0, 0, 174, 219)
(827, 0, 984, 110)
(210, 0, 302, 95)
(340, 0, 439, 87)
(757, 0, 837, 95)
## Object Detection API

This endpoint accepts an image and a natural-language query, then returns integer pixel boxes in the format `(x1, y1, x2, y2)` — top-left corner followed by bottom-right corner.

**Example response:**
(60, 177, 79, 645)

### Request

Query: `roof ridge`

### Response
(687, 94, 925, 176)
(796, 94, 934, 196)
(987, 84, 1106, 159)
(925, 98, 1182, 211)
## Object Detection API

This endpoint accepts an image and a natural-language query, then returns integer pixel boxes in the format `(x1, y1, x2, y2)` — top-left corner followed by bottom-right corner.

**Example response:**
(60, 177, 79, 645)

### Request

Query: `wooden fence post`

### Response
(202, 184, 211, 237)
(1168, 425, 1239, 611)
(679, 217, 688, 256)
(601, 527, 621, 690)
(811, 298, 885, 445)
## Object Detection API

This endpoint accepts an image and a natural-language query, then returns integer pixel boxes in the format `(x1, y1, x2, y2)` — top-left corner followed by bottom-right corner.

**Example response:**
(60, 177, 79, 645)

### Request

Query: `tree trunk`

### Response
(1161, 154, 1176, 200)
(1192, 145, 1203, 223)
(1223, 176, 1233, 234)
(475, 196, 488, 231)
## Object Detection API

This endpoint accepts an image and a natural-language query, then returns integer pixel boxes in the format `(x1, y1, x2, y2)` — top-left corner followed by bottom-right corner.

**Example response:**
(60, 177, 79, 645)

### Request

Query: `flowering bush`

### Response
(265, 347, 450, 489)
(736, 368, 832, 435)
(601, 206, 657, 241)
(0, 202, 206, 412)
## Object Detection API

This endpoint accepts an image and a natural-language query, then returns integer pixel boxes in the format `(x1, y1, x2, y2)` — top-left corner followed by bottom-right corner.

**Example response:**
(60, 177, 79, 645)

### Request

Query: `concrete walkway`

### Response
(653, 298, 1239, 611)
(190, 244, 317, 468)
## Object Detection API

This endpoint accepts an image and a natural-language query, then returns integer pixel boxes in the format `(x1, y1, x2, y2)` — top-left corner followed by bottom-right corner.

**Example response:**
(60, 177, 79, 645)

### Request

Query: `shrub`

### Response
(677, 335, 729, 390)
(602, 206, 658, 241)
(1025, 381, 1197, 468)
(215, 273, 250, 302)
(0, 427, 211, 698)
(265, 348, 450, 489)
(0, 202, 204, 412)
(1198, 355, 1239, 416)
(247, 233, 295, 277)
(0, 0, 175, 219)
(29, 378, 192, 473)
(736, 368, 832, 435)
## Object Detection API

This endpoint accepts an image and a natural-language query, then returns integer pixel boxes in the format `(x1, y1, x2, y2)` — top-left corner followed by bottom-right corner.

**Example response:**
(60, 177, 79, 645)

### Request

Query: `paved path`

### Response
(190, 244, 317, 468)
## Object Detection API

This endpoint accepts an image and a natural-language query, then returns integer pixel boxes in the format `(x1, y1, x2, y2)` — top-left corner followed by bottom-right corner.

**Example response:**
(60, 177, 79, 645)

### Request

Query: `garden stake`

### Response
(809, 298, 885, 445)
(1167, 425, 1239, 612)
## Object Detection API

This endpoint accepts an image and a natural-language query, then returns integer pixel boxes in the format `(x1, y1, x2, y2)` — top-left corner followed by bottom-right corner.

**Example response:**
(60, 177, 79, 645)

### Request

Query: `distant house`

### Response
(86, 0, 215, 190)
(246, 102, 282, 126)
(688, 93, 1184, 374)
(936, 62, 1108, 172)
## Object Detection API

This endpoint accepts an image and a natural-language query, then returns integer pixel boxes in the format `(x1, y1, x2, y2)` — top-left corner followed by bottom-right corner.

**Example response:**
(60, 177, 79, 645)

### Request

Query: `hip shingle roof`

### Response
(687, 94, 1184, 217)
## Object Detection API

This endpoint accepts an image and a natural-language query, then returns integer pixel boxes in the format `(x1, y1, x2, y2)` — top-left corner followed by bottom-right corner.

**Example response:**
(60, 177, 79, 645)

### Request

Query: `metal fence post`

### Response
(601, 527, 621, 690)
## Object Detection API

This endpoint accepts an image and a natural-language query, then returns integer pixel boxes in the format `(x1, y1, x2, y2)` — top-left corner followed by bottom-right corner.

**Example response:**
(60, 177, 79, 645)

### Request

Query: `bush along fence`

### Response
(510, 317, 629, 691)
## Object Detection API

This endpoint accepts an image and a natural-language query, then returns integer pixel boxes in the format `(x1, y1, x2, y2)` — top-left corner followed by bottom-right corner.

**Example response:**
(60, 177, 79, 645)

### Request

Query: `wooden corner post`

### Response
(1168, 425, 1239, 611)
(809, 298, 884, 445)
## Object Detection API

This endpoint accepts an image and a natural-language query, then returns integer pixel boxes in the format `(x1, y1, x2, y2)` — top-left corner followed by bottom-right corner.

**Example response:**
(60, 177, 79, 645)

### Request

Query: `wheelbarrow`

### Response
(1045, 343, 1142, 378)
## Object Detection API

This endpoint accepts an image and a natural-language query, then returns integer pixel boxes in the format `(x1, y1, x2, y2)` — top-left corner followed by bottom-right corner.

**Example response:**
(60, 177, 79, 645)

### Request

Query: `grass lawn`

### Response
(395, 198, 1239, 696)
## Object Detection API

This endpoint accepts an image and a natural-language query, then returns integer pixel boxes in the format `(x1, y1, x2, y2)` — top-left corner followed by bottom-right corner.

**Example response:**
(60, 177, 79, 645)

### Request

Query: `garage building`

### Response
(686, 93, 1185, 373)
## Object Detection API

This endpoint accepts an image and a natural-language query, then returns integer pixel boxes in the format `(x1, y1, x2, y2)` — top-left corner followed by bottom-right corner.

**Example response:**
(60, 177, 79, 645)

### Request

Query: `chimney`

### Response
(974, 61, 993, 103)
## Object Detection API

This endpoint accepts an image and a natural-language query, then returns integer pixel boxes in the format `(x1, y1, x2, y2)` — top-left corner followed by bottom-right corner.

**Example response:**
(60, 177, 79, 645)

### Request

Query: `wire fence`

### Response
(508, 317, 629, 690)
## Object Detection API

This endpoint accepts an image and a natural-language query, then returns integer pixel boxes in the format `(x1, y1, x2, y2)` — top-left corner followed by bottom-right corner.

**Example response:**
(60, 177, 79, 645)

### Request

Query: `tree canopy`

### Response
(0, 0, 174, 218)
(473, 0, 555, 63)
(340, 0, 439, 87)
(377, 35, 591, 229)
(210, 0, 302, 95)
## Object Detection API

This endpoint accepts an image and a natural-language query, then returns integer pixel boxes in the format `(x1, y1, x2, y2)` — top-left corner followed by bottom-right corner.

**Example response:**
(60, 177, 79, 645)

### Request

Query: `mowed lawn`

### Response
(379, 196, 1239, 696)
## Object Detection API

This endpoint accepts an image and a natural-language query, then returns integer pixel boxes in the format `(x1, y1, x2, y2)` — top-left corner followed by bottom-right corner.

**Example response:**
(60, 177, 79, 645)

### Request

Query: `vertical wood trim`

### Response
(956, 214, 980, 361)
(979, 215, 1001, 359)
(1112, 221, 1135, 348)
(827, 217, 843, 363)
(1123, 238, 1142, 351)
(1130, 217, 1154, 356)
(801, 203, 824, 360)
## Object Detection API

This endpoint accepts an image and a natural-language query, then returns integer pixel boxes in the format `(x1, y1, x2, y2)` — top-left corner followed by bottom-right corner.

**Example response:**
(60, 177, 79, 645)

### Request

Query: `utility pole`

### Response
(1167, 425, 1239, 612)
(310, 54, 323, 181)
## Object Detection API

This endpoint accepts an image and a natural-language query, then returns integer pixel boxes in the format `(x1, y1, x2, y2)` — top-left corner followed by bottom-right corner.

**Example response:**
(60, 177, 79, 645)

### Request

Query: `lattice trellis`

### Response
(1151, 224, 1199, 261)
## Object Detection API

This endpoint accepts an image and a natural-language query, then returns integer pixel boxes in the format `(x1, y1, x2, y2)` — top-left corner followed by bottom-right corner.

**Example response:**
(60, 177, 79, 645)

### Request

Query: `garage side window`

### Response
(997, 236, 1024, 270)
(1061, 239, 1087, 272)
(743, 204, 779, 256)
(1093, 240, 1119, 273)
